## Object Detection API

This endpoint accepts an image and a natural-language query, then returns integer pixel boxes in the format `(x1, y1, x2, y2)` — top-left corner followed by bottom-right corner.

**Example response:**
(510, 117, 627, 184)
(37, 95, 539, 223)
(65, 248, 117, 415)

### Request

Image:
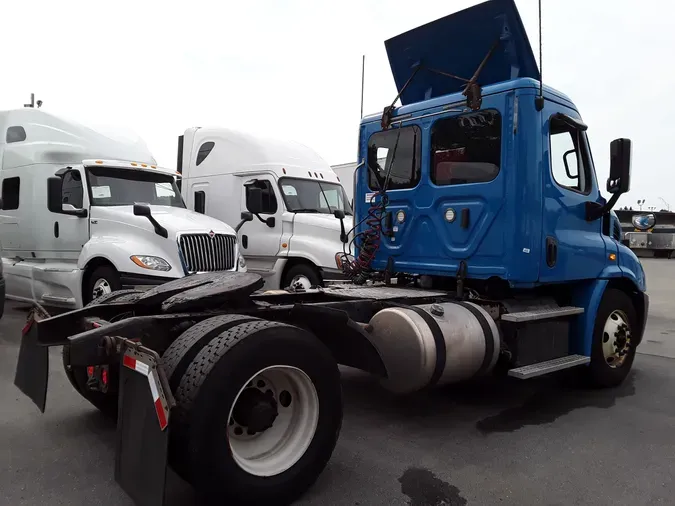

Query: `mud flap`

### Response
(115, 342, 175, 506)
(14, 308, 51, 412)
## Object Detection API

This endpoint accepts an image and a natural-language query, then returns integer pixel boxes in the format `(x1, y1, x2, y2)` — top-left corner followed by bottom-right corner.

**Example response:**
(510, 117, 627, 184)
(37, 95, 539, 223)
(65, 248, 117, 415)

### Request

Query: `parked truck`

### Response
(615, 209, 675, 258)
(177, 127, 353, 290)
(0, 108, 247, 309)
(14, 1, 648, 505)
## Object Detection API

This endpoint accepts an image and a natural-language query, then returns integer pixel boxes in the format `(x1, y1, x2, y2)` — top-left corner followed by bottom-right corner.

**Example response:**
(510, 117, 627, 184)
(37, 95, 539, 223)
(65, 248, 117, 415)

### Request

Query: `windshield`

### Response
(87, 167, 185, 208)
(278, 177, 353, 215)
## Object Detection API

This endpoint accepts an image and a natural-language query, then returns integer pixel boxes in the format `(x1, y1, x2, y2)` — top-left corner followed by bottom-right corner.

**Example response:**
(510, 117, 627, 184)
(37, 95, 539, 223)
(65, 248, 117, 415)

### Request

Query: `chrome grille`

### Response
(178, 233, 236, 273)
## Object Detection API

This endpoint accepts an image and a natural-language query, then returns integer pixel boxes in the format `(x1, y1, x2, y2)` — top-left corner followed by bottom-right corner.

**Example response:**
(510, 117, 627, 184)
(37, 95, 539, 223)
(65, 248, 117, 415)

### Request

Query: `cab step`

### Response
(507, 354, 590, 379)
(501, 306, 584, 323)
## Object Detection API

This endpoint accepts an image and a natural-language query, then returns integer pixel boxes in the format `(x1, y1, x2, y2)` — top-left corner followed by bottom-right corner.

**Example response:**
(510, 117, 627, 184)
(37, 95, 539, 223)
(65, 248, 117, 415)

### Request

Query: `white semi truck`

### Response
(177, 127, 354, 290)
(0, 108, 247, 309)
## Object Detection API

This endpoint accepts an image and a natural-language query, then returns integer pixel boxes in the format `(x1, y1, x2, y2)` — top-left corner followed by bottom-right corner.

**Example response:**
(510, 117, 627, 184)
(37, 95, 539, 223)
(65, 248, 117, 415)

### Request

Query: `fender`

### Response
(79, 234, 182, 281)
(573, 251, 647, 356)
(570, 278, 609, 357)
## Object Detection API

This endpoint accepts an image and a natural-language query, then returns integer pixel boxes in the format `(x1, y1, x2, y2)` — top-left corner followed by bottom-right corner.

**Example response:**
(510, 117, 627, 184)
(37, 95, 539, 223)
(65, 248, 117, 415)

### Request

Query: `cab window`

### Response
(367, 126, 421, 191)
(62, 171, 84, 208)
(549, 115, 592, 194)
(430, 110, 501, 186)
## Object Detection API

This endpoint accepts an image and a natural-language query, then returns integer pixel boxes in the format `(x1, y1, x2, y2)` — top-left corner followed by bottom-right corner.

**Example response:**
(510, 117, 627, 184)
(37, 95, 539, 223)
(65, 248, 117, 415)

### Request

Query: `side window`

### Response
(196, 142, 215, 166)
(61, 171, 84, 208)
(431, 110, 501, 186)
(549, 116, 590, 194)
(246, 180, 278, 214)
(367, 126, 421, 191)
(194, 190, 206, 214)
(2, 177, 20, 210)
(6, 126, 26, 143)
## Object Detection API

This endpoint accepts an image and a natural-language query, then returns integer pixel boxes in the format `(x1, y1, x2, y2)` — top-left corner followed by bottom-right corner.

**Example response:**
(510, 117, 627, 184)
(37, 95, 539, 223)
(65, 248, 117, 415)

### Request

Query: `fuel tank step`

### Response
(501, 306, 584, 323)
(507, 354, 591, 379)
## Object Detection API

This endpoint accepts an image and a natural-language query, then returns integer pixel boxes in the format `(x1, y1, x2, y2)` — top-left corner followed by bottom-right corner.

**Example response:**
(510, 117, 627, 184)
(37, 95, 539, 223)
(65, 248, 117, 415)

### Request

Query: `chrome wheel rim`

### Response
(602, 310, 632, 368)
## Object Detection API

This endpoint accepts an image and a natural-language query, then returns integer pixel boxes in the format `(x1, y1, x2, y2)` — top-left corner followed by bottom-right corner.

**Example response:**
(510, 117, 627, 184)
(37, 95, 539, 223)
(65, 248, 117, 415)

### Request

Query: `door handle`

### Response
(242, 235, 248, 249)
(546, 236, 558, 267)
(54, 222, 59, 238)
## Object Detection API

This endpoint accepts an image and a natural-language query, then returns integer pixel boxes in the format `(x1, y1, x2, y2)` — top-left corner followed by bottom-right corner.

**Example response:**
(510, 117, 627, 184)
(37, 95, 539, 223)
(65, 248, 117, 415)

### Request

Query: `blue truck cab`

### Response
(345, 0, 648, 385)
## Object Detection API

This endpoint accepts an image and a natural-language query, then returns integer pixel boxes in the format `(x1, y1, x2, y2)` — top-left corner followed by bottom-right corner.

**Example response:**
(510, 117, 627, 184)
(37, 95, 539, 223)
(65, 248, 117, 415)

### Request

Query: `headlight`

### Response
(632, 213, 656, 231)
(238, 254, 247, 270)
(130, 255, 172, 271)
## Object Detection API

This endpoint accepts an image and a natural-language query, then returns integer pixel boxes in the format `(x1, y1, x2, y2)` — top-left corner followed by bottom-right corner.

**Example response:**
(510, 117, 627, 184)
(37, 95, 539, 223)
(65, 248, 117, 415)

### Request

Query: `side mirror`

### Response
(607, 138, 632, 194)
(47, 176, 63, 213)
(246, 187, 264, 215)
(333, 209, 348, 243)
(133, 203, 152, 217)
(235, 211, 253, 233)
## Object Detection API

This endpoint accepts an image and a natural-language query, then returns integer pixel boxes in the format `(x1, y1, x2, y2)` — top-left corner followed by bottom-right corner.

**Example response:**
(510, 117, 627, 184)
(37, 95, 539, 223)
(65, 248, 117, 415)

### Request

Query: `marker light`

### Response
(632, 213, 655, 231)
(396, 210, 406, 223)
(445, 208, 456, 222)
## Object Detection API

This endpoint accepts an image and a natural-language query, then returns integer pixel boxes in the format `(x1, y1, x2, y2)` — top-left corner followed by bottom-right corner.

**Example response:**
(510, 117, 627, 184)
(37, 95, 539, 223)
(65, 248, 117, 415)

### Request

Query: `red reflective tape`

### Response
(22, 320, 33, 336)
(122, 355, 136, 370)
(154, 398, 168, 430)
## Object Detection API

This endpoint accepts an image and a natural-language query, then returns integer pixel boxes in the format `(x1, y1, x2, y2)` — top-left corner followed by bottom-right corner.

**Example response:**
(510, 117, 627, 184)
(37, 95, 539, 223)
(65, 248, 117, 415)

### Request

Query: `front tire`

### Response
(587, 288, 638, 388)
(282, 263, 322, 290)
(83, 264, 122, 305)
(171, 319, 342, 506)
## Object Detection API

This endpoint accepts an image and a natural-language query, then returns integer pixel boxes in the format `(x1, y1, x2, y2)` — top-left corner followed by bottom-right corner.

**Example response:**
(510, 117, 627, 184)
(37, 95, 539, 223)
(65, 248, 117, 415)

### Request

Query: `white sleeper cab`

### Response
(0, 108, 245, 309)
(177, 127, 354, 290)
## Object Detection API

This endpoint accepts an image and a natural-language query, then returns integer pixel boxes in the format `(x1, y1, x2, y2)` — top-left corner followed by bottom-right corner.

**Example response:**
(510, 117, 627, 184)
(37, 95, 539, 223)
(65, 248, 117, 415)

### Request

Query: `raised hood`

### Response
(385, 0, 539, 106)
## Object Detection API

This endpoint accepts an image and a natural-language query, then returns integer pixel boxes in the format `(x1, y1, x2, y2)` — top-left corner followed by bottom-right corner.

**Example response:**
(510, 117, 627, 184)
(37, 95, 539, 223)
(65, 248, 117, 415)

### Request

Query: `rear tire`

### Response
(171, 319, 342, 506)
(62, 289, 143, 418)
(586, 288, 638, 388)
(161, 314, 262, 480)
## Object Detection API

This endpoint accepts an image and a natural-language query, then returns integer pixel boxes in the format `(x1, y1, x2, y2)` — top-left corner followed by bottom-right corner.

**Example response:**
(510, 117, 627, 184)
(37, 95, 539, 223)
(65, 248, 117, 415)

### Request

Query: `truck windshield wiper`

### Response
(293, 208, 320, 213)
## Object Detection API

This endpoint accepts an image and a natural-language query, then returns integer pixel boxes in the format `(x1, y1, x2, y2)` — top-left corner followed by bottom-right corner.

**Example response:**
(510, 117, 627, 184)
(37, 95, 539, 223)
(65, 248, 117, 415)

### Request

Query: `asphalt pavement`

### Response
(1, 259, 674, 506)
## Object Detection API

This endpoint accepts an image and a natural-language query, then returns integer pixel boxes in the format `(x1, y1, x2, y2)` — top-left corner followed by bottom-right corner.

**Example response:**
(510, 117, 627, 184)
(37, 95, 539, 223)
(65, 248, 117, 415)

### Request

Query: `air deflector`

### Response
(384, 0, 540, 106)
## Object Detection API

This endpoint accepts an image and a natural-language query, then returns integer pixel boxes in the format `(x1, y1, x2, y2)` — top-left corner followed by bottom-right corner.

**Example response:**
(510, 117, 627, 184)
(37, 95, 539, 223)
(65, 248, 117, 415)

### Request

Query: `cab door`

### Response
(52, 167, 90, 259)
(538, 104, 607, 282)
(239, 175, 284, 275)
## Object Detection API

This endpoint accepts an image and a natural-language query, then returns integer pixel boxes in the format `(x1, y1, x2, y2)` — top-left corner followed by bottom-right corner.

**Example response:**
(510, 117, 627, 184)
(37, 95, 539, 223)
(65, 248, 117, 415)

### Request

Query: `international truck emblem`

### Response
(208, 230, 215, 239)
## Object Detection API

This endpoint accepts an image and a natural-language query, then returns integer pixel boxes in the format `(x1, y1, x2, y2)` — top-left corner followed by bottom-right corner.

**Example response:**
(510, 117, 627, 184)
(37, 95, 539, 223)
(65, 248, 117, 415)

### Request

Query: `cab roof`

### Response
(0, 108, 156, 171)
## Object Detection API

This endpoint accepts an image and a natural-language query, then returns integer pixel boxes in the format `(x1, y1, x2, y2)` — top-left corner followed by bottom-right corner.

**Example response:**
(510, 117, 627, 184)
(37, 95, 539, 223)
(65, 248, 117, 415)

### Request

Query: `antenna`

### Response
(535, 0, 544, 111)
(23, 93, 42, 108)
(360, 55, 365, 119)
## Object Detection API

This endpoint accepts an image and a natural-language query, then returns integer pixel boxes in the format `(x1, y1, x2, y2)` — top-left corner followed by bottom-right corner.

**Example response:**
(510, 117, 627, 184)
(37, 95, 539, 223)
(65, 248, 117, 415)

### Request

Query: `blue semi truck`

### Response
(14, 1, 647, 505)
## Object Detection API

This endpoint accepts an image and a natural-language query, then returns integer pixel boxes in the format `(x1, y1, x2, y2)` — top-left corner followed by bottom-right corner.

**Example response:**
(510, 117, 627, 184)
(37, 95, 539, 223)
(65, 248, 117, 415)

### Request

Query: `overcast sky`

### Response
(2, 0, 671, 210)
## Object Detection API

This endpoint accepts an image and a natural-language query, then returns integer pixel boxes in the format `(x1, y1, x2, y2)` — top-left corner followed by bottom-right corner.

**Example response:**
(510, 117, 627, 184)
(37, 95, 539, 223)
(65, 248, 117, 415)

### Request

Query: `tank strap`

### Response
(404, 306, 447, 388)
(454, 301, 495, 375)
